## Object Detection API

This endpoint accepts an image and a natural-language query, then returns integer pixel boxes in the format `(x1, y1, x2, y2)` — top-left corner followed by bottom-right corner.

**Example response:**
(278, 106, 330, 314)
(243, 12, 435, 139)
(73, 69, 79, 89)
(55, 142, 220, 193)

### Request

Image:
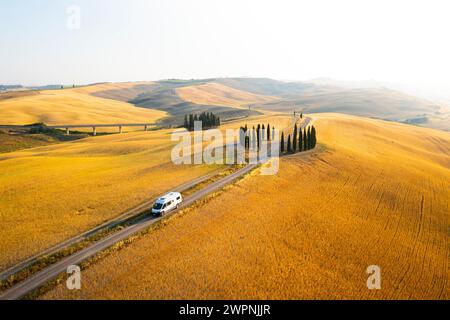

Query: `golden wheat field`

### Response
(0, 84, 166, 130)
(42, 113, 450, 300)
(71, 82, 155, 95)
(176, 82, 277, 108)
(0, 129, 223, 270)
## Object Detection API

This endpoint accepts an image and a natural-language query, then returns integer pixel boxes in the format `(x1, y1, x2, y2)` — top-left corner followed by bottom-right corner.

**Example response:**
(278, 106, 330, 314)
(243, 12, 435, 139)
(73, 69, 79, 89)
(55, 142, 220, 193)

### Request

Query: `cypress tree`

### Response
(252, 126, 256, 150)
(257, 124, 261, 149)
(293, 124, 298, 153)
(184, 115, 188, 129)
(239, 127, 246, 147)
(311, 126, 317, 149)
(267, 124, 271, 141)
(287, 134, 292, 153)
(189, 114, 194, 131)
(280, 132, 285, 153)
(298, 128, 303, 152)
(303, 128, 308, 150)
(307, 126, 312, 150)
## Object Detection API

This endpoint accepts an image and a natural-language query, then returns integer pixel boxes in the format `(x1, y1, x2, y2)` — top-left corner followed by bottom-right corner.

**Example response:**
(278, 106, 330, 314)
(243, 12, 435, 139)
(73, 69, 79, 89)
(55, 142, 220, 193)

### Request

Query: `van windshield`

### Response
(153, 203, 163, 210)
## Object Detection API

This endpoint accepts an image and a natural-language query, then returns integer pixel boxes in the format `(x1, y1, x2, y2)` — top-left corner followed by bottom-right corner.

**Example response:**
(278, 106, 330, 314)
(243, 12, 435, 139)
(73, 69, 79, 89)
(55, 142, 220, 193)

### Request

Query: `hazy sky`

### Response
(1, 0, 449, 96)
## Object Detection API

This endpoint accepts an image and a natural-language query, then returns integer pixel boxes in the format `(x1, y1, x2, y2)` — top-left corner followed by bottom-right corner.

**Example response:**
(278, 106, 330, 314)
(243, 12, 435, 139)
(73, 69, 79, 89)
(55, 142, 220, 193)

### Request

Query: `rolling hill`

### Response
(81, 78, 447, 130)
(1, 78, 446, 131)
(42, 113, 450, 299)
(99, 81, 263, 126)
(0, 84, 167, 130)
(176, 82, 277, 108)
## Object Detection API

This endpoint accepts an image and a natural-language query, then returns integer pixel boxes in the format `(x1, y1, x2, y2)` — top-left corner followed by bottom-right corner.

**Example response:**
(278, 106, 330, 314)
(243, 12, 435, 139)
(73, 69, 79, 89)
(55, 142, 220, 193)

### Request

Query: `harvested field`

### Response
(43, 113, 450, 299)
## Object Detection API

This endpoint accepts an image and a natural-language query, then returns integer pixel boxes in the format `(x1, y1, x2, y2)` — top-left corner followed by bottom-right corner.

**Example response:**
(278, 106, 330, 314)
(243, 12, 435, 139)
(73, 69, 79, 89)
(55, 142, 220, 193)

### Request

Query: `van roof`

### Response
(156, 192, 180, 202)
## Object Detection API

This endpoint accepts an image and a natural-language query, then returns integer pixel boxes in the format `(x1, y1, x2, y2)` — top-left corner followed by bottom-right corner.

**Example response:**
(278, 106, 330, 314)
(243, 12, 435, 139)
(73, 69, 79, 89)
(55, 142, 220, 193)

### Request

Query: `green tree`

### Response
(257, 124, 261, 149)
(280, 132, 285, 153)
(303, 128, 308, 150)
(298, 128, 303, 151)
(287, 134, 292, 153)
(293, 123, 298, 153)
(311, 126, 317, 149)
(307, 126, 312, 150)
(189, 114, 194, 131)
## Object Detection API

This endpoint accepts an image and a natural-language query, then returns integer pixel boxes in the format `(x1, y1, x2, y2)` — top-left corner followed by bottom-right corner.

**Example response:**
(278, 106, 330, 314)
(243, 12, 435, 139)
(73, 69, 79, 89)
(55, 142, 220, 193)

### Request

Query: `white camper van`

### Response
(151, 192, 182, 216)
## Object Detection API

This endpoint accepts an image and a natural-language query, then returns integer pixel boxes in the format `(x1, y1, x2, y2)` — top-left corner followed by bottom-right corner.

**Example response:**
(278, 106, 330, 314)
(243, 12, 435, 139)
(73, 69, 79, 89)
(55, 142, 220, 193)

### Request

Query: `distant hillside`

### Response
(0, 84, 24, 91)
(213, 78, 446, 130)
(4, 78, 446, 130)
(253, 87, 439, 119)
(176, 82, 277, 108)
(92, 80, 262, 126)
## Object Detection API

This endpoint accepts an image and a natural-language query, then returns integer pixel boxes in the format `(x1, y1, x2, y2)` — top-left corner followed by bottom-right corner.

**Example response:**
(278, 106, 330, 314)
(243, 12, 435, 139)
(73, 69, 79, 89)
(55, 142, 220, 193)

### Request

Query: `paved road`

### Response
(0, 169, 224, 283)
(0, 164, 257, 300)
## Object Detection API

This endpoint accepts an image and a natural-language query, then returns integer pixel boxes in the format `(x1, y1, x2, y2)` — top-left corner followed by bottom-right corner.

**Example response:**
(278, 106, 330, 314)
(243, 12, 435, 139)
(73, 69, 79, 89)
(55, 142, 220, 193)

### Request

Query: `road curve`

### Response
(0, 164, 257, 300)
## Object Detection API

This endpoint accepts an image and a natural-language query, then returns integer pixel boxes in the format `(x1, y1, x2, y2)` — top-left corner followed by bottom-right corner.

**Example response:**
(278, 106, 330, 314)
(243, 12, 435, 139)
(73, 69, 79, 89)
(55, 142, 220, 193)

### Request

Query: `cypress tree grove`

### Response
(280, 132, 285, 153)
(293, 123, 298, 153)
(184, 113, 220, 131)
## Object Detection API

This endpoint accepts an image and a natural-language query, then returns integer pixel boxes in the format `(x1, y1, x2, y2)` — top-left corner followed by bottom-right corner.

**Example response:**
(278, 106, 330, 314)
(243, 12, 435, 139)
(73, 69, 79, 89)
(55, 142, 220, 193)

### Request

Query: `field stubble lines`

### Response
(40, 114, 450, 299)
